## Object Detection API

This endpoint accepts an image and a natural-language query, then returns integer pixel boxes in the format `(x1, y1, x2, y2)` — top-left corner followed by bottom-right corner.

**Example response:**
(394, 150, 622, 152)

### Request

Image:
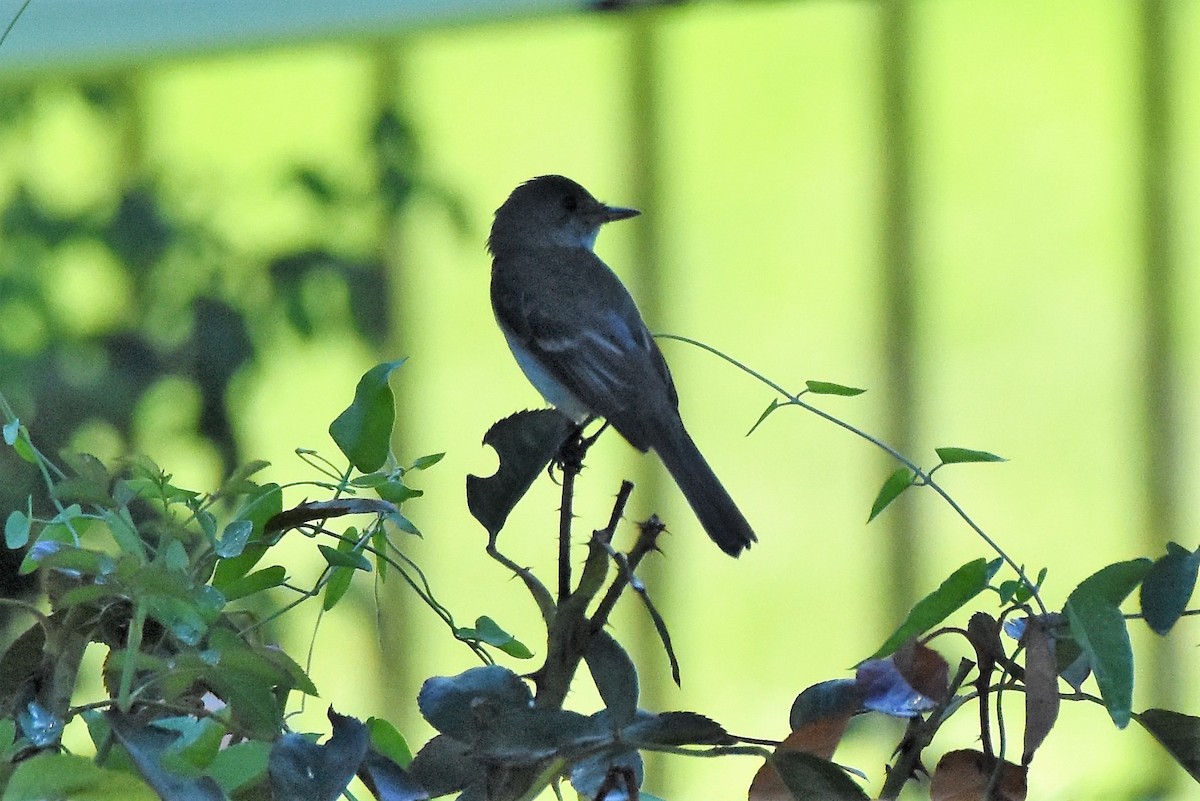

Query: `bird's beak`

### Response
(601, 205, 640, 223)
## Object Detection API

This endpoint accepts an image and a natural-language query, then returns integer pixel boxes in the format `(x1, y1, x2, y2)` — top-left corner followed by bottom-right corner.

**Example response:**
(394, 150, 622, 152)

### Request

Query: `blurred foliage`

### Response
(2, 356, 1195, 800)
(0, 75, 462, 606)
(0, 366, 462, 800)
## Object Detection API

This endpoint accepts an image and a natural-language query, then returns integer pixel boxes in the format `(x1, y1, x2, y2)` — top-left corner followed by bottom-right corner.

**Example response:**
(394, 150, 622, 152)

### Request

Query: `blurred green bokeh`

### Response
(1, 2, 1198, 799)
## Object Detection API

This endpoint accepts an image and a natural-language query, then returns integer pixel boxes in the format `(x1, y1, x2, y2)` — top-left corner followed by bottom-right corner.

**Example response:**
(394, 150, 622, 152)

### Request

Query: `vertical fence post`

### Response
(1136, 1, 1183, 794)
(877, 0, 921, 617)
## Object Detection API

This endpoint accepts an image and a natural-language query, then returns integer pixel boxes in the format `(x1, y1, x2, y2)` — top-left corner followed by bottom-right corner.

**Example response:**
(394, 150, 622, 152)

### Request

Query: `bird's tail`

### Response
(653, 422, 757, 557)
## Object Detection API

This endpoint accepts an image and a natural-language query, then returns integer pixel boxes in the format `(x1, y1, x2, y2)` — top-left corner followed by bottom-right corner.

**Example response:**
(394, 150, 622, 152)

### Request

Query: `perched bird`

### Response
(488, 175, 756, 556)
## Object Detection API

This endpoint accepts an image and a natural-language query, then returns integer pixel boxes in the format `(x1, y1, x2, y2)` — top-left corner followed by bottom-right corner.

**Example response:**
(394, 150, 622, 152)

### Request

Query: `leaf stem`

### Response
(658, 333, 1047, 615)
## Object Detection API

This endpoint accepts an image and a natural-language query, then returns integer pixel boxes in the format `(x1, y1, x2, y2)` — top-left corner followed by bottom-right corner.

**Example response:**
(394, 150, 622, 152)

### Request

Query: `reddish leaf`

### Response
(893, 641, 950, 706)
(265, 499, 397, 534)
(1021, 616, 1060, 765)
(930, 749, 1027, 801)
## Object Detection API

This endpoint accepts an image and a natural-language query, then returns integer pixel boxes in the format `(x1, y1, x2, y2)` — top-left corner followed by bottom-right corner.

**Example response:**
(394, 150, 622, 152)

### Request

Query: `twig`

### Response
(658, 333, 1047, 615)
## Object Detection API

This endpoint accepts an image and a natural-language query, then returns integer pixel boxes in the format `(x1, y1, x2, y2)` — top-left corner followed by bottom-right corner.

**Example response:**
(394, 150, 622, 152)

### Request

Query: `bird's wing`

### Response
(492, 252, 678, 449)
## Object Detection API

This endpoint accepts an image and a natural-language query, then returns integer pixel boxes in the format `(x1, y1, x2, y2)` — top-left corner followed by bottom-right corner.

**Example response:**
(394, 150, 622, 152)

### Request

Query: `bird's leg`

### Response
(580, 419, 610, 450)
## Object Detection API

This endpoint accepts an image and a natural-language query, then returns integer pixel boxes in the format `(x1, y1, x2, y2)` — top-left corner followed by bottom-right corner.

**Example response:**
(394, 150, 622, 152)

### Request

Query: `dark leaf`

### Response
(966, 612, 1005, 683)
(1139, 543, 1199, 635)
(417, 666, 531, 743)
(358, 748, 430, 801)
(868, 468, 914, 523)
(1134, 708, 1200, 781)
(751, 751, 869, 801)
(466, 410, 572, 537)
(789, 679, 863, 732)
(329, 360, 407, 473)
(569, 747, 642, 799)
(17, 700, 63, 747)
(1021, 615, 1060, 765)
(407, 735, 483, 798)
(585, 630, 639, 728)
(268, 709, 369, 801)
(869, 558, 998, 659)
(622, 711, 733, 746)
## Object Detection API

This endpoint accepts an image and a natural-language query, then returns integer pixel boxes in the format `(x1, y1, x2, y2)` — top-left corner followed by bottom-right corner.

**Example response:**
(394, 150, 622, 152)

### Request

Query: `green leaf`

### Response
(934, 446, 1007, 465)
(329, 360, 406, 473)
(5, 509, 30, 549)
(387, 511, 421, 536)
(3, 420, 38, 465)
(317, 543, 371, 572)
(375, 480, 421, 505)
(213, 483, 283, 588)
(869, 558, 999, 659)
(219, 565, 287, 602)
(868, 468, 914, 523)
(2, 419, 18, 446)
(101, 508, 146, 561)
(3, 752, 160, 801)
(1064, 559, 1153, 728)
(466, 410, 572, 537)
(366, 717, 412, 768)
(322, 567, 355, 611)
(207, 740, 271, 793)
(455, 616, 533, 659)
(1135, 708, 1200, 781)
(746, 398, 784, 437)
(216, 459, 272, 498)
(1139, 543, 1199, 635)
(805, 380, 867, 397)
(216, 520, 253, 558)
(410, 452, 445, 470)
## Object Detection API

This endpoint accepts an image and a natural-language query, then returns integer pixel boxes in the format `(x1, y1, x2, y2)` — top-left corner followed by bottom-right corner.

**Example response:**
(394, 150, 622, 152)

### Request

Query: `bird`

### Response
(488, 175, 756, 556)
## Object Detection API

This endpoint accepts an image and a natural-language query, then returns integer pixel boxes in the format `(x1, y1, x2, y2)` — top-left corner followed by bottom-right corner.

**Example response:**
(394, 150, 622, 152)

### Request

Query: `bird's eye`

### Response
(561, 194, 578, 212)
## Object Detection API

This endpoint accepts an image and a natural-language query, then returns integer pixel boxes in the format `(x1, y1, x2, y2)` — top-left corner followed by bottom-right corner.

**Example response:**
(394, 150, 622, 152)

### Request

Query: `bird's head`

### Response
(488, 175, 640, 255)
